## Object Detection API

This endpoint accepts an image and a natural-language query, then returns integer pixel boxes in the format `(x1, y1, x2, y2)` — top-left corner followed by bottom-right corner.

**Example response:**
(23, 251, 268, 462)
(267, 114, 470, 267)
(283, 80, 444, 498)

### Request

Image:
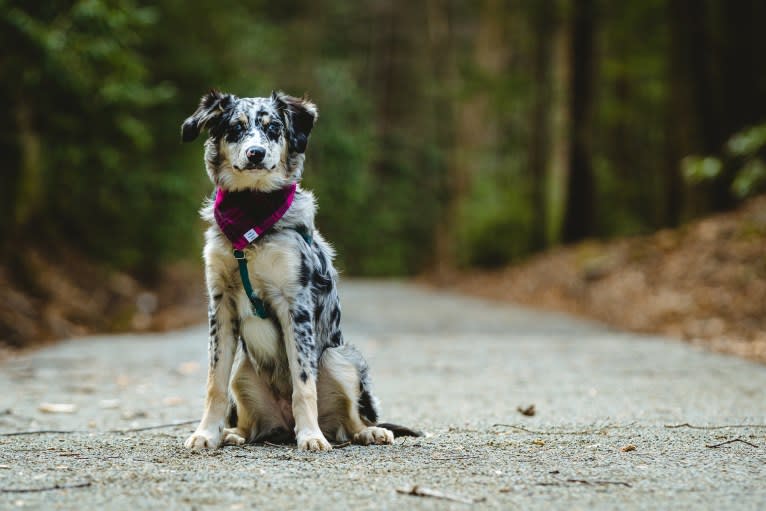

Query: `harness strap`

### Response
(234, 249, 269, 319)
(233, 227, 313, 319)
(293, 225, 313, 245)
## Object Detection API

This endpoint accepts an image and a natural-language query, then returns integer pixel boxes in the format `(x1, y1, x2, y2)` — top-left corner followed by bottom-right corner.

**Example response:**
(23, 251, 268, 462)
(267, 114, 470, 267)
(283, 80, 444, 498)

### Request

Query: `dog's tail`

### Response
(376, 422, 423, 438)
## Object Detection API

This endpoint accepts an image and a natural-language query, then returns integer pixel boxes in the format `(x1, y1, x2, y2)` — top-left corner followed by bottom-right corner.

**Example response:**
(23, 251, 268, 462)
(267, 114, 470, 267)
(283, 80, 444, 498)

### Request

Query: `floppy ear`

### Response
(272, 91, 318, 153)
(181, 89, 234, 142)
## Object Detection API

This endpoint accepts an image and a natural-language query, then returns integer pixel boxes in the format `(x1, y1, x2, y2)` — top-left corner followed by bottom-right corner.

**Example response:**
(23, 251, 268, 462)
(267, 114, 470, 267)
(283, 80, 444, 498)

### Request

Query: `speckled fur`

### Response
(180, 90, 389, 451)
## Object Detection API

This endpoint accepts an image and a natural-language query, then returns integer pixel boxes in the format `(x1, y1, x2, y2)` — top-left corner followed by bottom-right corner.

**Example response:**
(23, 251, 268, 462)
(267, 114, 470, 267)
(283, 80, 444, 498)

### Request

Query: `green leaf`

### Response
(682, 156, 723, 183)
(726, 123, 766, 157)
(732, 159, 766, 198)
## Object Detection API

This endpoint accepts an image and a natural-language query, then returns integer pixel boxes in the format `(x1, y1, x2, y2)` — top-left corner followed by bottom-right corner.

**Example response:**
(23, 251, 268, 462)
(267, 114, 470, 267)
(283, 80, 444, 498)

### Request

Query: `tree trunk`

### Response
(427, 0, 460, 281)
(562, 0, 596, 243)
(13, 99, 43, 238)
(545, 1, 571, 245)
(528, 2, 555, 251)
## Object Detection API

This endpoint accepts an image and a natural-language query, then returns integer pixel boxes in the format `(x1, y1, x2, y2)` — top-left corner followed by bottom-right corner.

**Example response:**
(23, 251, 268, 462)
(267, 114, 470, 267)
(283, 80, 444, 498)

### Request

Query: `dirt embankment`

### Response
(0, 248, 205, 351)
(446, 195, 766, 364)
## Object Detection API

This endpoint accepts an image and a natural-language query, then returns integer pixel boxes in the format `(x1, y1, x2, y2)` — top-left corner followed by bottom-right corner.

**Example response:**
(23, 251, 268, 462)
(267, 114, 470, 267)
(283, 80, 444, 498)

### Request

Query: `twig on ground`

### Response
(431, 454, 480, 461)
(256, 440, 351, 449)
(565, 478, 632, 487)
(0, 430, 80, 437)
(705, 438, 759, 449)
(262, 441, 292, 449)
(492, 424, 603, 435)
(1, 480, 92, 493)
(0, 420, 198, 437)
(396, 485, 485, 504)
(665, 423, 766, 430)
(537, 477, 631, 488)
(108, 420, 198, 433)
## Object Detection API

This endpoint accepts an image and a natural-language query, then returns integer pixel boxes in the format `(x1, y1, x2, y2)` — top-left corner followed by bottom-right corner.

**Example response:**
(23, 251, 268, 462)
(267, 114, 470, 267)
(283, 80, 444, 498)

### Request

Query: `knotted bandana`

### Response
(213, 183, 297, 249)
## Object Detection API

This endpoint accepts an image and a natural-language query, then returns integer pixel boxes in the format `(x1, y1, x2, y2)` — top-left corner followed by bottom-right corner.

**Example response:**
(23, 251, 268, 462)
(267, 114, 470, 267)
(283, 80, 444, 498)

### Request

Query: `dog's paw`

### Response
(184, 428, 222, 450)
(353, 426, 394, 446)
(222, 428, 246, 446)
(296, 429, 332, 451)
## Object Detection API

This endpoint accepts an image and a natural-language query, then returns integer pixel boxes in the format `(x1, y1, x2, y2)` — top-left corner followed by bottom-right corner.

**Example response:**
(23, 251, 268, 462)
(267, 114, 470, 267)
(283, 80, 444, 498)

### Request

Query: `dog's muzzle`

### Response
(246, 146, 266, 165)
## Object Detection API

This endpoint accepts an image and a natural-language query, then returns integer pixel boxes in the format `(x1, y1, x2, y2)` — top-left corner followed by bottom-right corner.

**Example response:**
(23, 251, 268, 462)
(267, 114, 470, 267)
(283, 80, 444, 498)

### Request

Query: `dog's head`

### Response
(181, 90, 317, 191)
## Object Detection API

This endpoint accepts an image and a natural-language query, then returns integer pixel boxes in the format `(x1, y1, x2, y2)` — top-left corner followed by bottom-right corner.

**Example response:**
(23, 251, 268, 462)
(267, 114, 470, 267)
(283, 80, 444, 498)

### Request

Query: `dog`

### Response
(181, 90, 418, 451)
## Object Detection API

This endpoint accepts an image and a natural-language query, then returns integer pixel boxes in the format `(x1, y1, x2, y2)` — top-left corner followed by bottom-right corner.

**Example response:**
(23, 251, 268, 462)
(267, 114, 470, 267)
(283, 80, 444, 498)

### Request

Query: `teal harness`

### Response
(233, 226, 313, 319)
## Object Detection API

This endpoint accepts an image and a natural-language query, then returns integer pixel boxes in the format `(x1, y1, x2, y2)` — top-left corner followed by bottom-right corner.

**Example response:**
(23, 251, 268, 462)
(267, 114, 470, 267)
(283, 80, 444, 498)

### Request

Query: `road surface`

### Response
(1, 281, 764, 510)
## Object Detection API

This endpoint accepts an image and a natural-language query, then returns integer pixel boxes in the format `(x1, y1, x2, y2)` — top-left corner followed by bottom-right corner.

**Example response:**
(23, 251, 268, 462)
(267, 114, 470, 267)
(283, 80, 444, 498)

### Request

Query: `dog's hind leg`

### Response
(316, 345, 394, 446)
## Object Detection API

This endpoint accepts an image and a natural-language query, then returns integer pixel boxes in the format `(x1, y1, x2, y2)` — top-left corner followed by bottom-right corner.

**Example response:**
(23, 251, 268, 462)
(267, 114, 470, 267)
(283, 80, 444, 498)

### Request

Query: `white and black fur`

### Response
(181, 90, 418, 451)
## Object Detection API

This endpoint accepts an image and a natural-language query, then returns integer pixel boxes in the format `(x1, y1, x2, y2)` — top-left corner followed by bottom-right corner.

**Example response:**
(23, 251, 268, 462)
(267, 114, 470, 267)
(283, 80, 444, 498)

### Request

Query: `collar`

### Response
(213, 183, 297, 249)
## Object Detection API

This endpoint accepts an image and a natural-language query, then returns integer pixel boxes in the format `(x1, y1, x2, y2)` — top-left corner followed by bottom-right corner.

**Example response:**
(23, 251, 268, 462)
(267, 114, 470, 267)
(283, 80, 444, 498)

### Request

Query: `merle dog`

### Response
(181, 90, 416, 451)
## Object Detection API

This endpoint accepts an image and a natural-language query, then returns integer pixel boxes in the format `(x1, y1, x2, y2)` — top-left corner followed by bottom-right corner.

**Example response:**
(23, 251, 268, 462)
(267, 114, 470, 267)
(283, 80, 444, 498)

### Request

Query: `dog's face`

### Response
(182, 90, 317, 191)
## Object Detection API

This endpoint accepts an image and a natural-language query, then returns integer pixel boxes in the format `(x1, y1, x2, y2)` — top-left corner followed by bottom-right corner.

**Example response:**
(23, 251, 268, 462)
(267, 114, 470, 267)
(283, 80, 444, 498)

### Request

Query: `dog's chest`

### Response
(242, 237, 302, 295)
(207, 232, 302, 302)
(208, 235, 299, 380)
(239, 314, 290, 392)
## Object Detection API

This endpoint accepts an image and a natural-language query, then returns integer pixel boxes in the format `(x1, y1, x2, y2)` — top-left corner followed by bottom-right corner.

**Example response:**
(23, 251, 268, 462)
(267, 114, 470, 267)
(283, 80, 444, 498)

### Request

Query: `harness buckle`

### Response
(233, 249, 247, 261)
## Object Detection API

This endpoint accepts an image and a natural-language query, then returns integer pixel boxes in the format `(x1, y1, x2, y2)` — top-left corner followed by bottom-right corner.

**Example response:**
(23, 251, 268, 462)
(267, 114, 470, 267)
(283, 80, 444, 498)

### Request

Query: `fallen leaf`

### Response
(176, 361, 200, 375)
(38, 403, 77, 414)
(517, 404, 536, 417)
(121, 410, 148, 420)
(621, 444, 636, 452)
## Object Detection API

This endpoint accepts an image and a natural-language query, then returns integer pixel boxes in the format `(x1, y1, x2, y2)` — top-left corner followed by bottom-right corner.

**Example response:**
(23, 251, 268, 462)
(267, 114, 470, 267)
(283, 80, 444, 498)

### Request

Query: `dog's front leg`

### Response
(275, 297, 332, 451)
(185, 292, 237, 450)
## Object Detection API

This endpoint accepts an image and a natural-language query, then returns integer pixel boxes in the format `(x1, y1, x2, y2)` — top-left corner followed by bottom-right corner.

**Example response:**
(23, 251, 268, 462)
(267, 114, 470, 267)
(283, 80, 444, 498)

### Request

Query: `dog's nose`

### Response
(246, 146, 266, 164)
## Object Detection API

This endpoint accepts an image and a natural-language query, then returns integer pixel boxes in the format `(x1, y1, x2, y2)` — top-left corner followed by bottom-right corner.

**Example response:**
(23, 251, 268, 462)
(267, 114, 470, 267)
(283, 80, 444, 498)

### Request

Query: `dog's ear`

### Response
(272, 91, 318, 153)
(181, 89, 234, 142)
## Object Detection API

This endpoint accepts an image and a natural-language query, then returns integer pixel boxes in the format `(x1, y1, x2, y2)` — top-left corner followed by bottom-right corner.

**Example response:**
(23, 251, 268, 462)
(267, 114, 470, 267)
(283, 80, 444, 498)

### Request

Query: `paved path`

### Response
(1, 281, 764, 510)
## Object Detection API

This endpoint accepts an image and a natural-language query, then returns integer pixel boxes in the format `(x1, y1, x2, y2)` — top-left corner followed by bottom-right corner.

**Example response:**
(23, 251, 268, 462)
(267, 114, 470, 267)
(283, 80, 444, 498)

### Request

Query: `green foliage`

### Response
(3, 0, 766, 278)
(593, 0, 669, 234)
(732, 159, 766, 198)
(682, 157, 724, 183)
(459, 173, 534, 268)
(682, 122, 766, 198)
(0, 0, 203, 272)
(727, 123, 766, 156)
(727, 124, 766, 198)
(301, 62, 378, 273)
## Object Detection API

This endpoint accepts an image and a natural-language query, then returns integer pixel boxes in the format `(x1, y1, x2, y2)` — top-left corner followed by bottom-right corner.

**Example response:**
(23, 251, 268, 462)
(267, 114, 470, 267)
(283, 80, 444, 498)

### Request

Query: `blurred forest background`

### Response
(1, 0, 766, 349)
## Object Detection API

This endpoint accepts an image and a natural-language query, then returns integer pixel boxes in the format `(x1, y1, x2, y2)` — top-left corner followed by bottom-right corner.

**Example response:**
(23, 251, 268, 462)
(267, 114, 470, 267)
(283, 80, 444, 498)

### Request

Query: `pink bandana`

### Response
(213, 183, 297, 249)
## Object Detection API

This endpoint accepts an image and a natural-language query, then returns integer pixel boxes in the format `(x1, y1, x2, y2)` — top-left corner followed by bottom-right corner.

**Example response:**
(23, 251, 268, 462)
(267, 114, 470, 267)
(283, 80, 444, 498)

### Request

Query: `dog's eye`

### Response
(225, 121, 247, 142)
(266, 123, 281, 140)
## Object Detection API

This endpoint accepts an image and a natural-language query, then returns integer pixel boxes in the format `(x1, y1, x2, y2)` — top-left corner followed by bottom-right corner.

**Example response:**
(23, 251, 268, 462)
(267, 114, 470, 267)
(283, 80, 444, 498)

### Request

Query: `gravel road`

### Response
(1, 281, 764, 510)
